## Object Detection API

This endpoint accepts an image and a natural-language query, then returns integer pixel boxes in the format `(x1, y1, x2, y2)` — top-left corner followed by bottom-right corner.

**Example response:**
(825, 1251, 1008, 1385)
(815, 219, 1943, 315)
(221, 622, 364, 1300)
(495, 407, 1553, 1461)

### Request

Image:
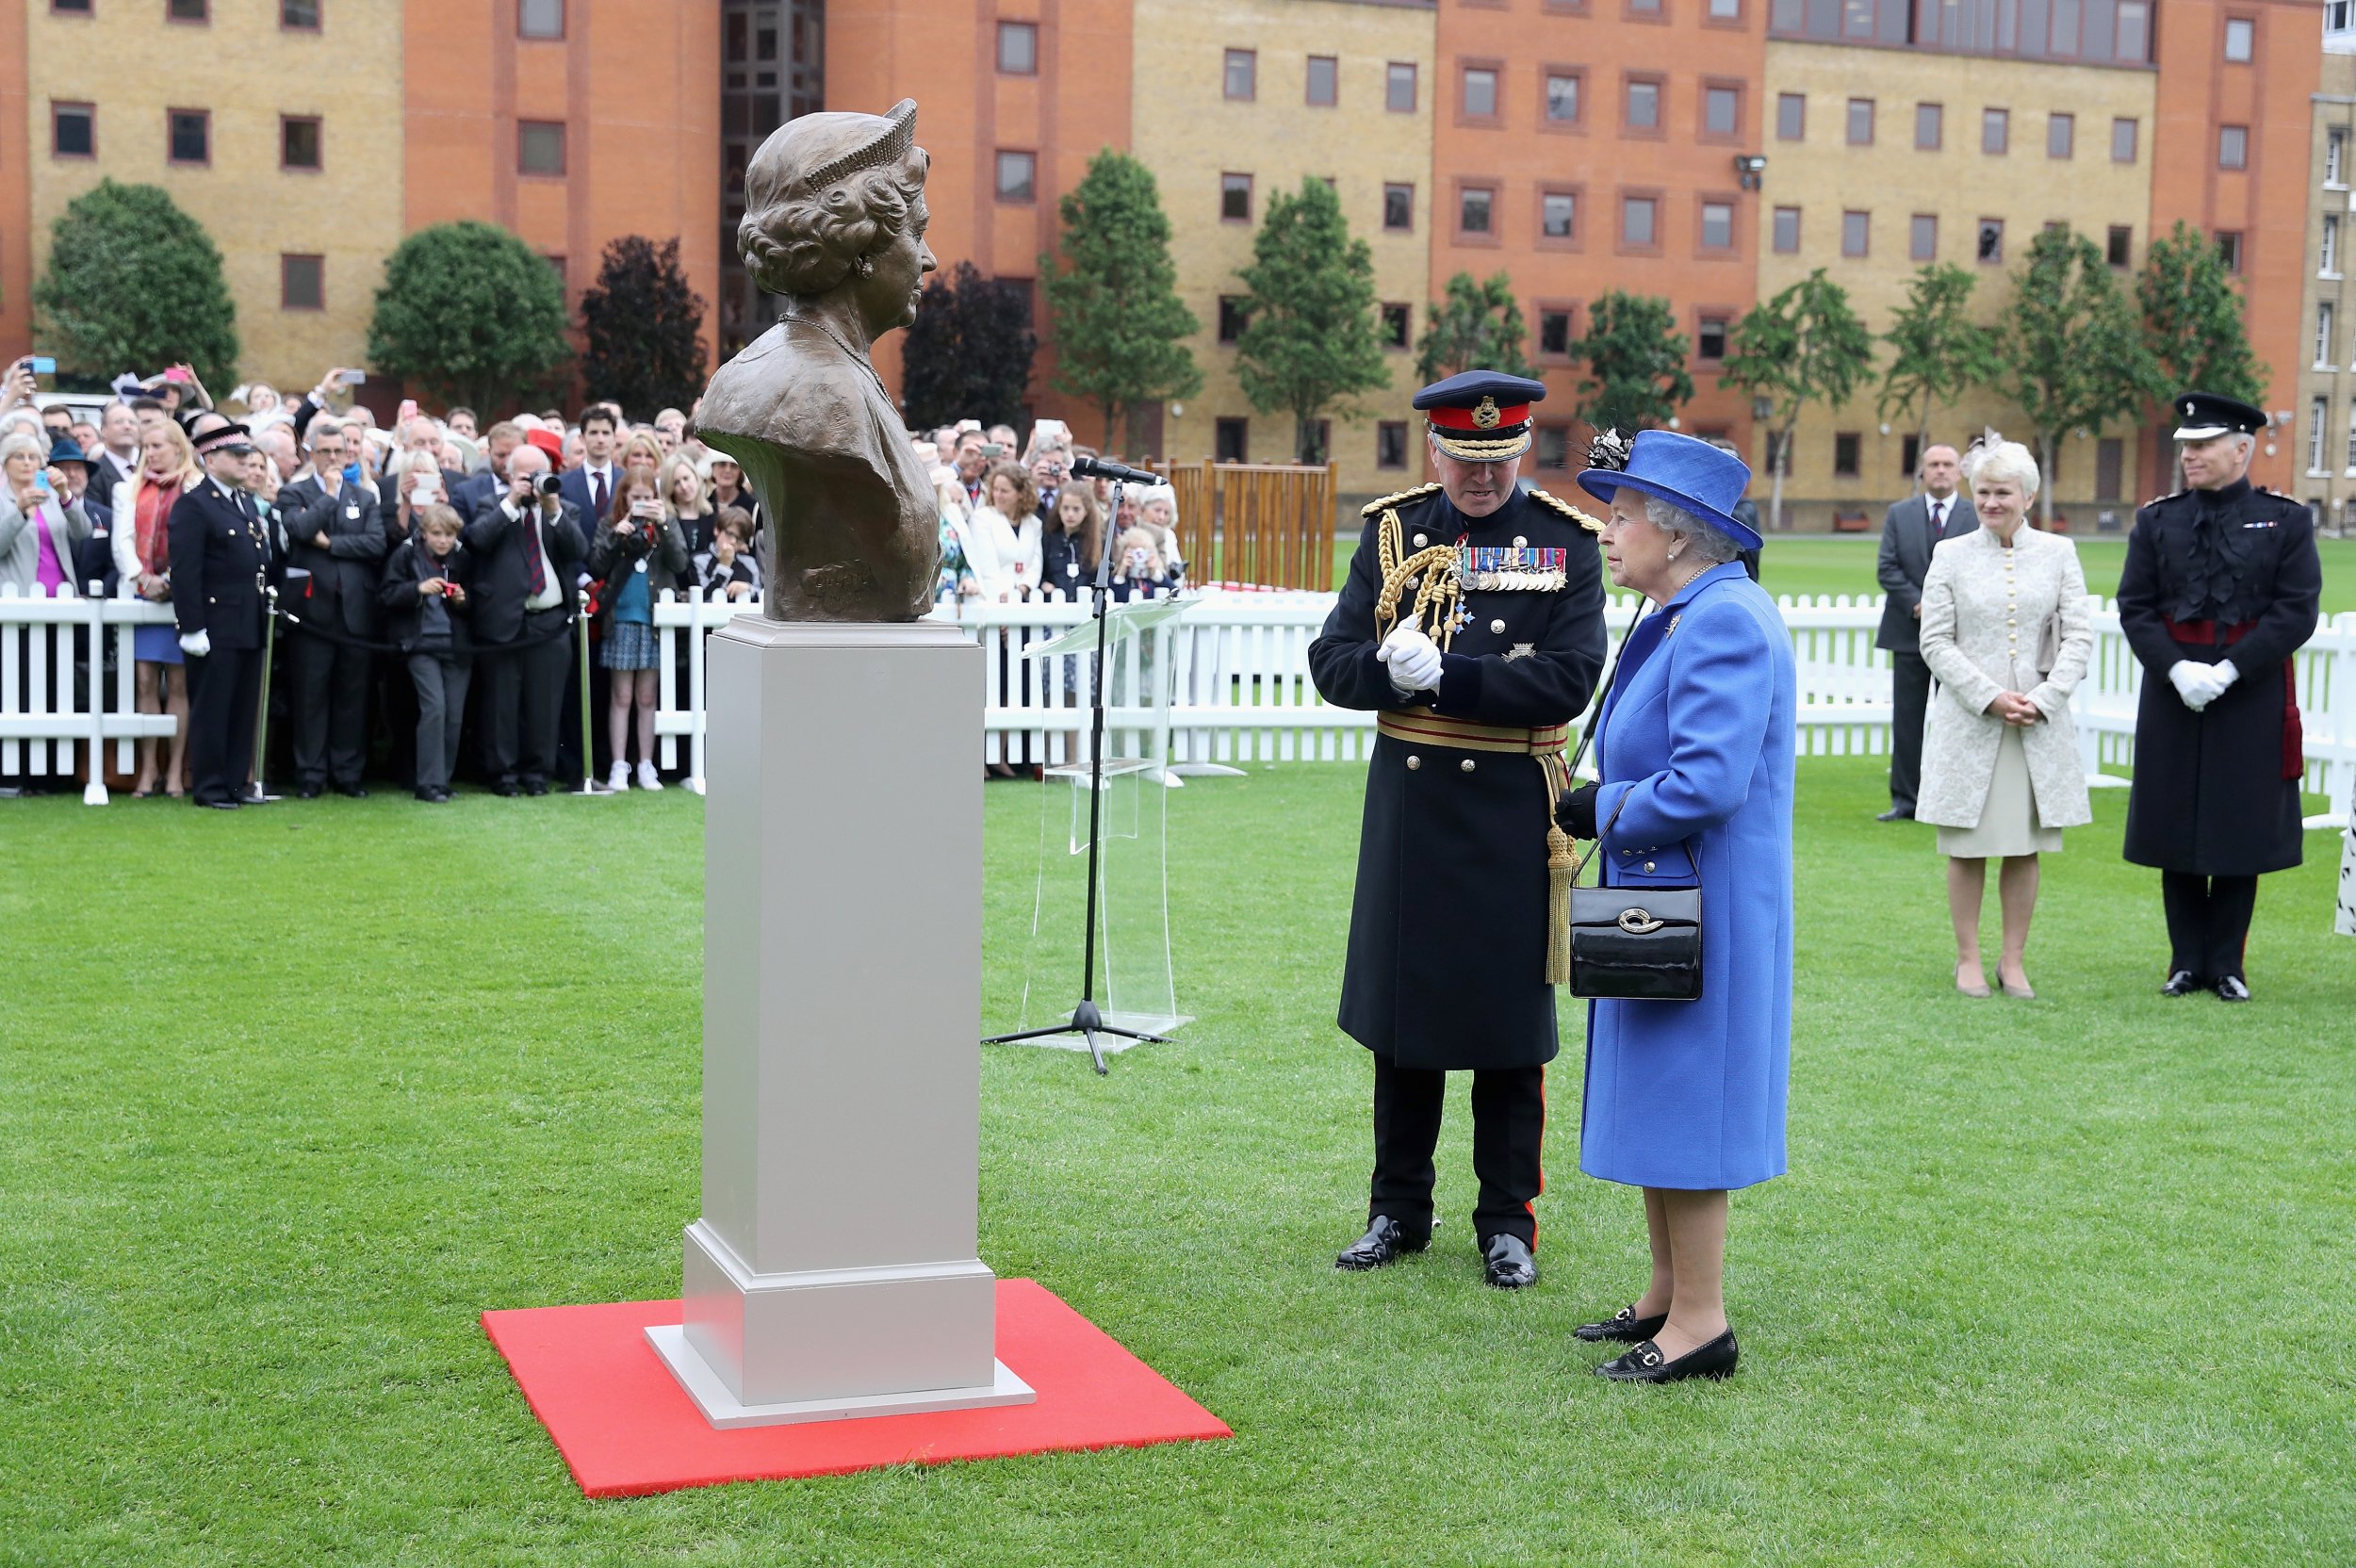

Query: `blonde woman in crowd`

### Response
(110, 417, 203, 796)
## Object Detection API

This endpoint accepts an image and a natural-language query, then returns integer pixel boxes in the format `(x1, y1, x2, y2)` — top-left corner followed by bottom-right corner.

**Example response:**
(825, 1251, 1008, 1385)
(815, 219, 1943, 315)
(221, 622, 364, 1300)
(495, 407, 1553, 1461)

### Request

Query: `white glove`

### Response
(2210, 659, 2239, 696)
(2168, 660, 2232, 711)
(178, 629, 211, 659)
(1377, 623, 1444, 693)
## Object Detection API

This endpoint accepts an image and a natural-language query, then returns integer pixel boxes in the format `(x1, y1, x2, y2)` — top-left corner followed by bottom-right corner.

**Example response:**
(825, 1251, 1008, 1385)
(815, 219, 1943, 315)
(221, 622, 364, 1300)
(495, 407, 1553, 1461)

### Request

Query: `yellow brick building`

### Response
(1130, 0, 1433, 503)
(2294, 43, 2356, 532)
(1758, 41, 2157, 530)
(25, 1, 404, 396)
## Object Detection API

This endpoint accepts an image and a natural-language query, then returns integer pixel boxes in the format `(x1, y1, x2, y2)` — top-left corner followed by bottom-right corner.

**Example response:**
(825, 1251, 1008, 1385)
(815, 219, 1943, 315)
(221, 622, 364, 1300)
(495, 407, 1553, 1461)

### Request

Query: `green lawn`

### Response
(4, 763, 2352, 1565)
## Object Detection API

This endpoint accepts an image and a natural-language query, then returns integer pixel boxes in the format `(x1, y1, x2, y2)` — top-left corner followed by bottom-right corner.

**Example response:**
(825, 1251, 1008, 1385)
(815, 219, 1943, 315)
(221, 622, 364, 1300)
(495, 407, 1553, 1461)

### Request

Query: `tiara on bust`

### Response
(804, 98, 919, 190)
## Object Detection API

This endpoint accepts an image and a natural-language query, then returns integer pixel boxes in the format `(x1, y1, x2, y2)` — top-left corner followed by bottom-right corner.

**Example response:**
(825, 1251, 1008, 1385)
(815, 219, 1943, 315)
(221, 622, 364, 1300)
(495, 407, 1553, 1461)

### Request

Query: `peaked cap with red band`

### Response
(1413, 369, 1548, 462)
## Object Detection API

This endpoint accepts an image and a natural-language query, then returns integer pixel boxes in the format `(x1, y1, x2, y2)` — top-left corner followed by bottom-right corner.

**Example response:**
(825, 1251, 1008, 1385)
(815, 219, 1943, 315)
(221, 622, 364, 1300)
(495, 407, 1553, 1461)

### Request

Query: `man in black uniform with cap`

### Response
(1307, 370, 1609, 1288)
(169, 412, 276, 809)
(2118, 390, 2323, 1000)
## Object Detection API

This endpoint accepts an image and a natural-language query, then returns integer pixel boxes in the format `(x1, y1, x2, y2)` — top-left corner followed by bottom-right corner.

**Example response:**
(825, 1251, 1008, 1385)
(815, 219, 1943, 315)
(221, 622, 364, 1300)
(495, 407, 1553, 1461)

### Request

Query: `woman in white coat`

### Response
(1917, 441, 2094, 998)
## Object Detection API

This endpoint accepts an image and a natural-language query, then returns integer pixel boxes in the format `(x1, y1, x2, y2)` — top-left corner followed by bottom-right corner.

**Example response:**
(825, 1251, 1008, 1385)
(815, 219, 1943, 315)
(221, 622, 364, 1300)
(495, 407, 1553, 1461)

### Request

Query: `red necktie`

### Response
(591, 470, 609, 520)
(522, 512, 547, 596)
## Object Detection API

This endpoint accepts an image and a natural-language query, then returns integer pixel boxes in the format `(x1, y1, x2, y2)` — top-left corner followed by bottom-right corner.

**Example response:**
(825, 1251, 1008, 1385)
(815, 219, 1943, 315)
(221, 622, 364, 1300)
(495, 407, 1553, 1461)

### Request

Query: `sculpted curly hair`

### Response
(740, 147, 930, 299)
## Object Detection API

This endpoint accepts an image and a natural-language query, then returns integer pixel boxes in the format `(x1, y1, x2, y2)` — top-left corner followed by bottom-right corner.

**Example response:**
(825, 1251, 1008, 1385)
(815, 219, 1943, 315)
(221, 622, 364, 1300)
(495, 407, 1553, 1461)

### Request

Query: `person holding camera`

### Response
(462, 442, 582, 796)
(379, 503, 475, 803)
(695, 506, 762, 602)
(588, 474, 689, 792)
(1105, 526, 1172, 602)
(275, 417, 388, 798)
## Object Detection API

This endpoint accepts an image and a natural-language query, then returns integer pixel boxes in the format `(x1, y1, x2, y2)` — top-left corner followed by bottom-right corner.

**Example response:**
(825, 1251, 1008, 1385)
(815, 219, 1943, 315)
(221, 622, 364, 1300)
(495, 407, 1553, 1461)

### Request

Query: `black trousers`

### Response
(287, 629, 371, 788)
(186, 645, 262, 807)
(406, 652, 473, 792)
(481, 612, 572, 786)
(1369, 1057, 1546, 1249)
(2161, 872, 2260, 981)
(1888, 648, 1933, 814)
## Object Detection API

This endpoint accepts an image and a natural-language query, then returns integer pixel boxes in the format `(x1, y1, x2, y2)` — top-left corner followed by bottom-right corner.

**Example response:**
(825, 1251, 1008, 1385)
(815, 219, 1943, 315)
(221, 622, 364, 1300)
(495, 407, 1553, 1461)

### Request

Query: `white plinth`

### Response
(662, 615, 1033, 1429)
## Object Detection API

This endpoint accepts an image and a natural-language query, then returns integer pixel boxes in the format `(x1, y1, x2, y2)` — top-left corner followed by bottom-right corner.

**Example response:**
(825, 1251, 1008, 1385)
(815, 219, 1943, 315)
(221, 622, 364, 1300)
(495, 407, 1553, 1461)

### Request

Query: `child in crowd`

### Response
(695, 506, 763, 602)
(377, 503, 473, 803)
(1041, 482, 1103, 596)
(1107, 526, 1174, 601)
(589, 475, 689, 792)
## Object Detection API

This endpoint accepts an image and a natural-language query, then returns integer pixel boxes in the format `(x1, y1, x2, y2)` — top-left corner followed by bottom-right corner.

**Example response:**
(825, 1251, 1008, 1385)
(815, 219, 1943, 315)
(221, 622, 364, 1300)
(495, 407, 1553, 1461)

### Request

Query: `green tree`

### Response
(578, 236, 709, 420)
(1877, 263, 2001, 463)
(1039, 149, 1201, 452)
(2136, 220, 2265, 403)
(1413, 271, 1535, 384)
(899, 260, 1039, 431)
(31, 179, 237, 390)
(1720, 269, 1875, 533)
(2004, 225, 2160, 526)
(1232, 178, 1390, 464)
(368, 220, 571, 416)
(1569, 291, 1693, 434)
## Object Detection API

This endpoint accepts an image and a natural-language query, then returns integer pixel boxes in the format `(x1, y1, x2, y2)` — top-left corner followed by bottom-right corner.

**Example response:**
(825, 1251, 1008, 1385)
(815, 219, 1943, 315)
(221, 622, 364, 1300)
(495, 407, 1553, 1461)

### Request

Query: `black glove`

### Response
(1559, 781, 1600, 840)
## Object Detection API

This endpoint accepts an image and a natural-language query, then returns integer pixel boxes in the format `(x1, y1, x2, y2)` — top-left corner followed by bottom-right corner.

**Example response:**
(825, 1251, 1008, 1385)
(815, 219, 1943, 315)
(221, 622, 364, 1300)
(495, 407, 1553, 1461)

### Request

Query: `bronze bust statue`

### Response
(697, 98, 941, 621)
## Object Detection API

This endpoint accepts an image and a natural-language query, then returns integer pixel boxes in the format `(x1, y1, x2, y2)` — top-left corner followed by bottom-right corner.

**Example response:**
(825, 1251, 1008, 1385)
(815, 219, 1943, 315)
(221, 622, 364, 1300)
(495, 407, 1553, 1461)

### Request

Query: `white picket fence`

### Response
(7, 580, 2354, 828)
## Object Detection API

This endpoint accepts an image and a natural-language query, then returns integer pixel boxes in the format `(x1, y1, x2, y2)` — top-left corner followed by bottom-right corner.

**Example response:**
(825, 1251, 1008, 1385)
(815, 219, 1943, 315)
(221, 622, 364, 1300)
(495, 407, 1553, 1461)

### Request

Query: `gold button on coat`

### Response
(1406, 755, 1421, 770)
(1461, 758, 1476, 772)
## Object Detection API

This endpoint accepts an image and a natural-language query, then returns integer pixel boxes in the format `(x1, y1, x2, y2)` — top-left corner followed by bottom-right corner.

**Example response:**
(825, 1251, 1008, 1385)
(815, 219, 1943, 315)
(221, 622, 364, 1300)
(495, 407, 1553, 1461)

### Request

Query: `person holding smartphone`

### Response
(0, 430, 91, 599)
(587, 475, 688, 791)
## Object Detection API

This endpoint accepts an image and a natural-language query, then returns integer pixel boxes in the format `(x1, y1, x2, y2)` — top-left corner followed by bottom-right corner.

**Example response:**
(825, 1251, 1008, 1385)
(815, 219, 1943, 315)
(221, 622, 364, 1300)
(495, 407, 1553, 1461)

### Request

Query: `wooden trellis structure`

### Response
(1161, 461, 1337, 591)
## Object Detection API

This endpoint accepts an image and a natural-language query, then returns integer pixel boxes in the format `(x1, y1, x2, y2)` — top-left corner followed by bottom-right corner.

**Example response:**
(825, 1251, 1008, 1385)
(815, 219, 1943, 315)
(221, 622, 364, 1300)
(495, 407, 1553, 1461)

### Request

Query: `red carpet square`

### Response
(482, 1278, 1231, 1496)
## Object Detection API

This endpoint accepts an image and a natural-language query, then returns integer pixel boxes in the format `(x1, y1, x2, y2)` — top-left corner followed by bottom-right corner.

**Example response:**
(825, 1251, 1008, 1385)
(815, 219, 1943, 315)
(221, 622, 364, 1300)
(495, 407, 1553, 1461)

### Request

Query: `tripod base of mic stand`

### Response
(983, 999, 1170, 1076)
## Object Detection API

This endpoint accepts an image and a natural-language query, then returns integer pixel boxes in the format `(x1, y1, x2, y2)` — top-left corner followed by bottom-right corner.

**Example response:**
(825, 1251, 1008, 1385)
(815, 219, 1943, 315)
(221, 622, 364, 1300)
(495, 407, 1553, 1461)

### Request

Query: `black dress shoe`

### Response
(522, 780, 549, 797)
(296, 784, 323, 800)
(2215, 975, 2250, 1002)
(1334, 1215, 1428, 1271)
(198, 797, 241, 810)
(1595, 1329, 1740, 1383)
(1576, 1304, 1669, 1344)
(335, 783, 368, 799)
(415, 787, 447, 803)
(1481, 1233, 1537, 1289)
(2161, 970, 2205, 997)
(489, 781, 521, 797)
(1875, 807, 1914, 822)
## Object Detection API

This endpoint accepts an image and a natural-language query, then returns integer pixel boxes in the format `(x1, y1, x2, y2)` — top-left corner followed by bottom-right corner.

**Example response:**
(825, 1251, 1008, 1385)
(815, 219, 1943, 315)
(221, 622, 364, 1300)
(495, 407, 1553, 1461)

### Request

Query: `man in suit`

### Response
(169, 414, 275, 809)
(450, 420, 523, 518)
(276, 417, 388, 797)
(462, 440, 583, 795)
(90, 400, 140, 495)
(1873, 443, 1971, 821)
(557, 405, 620, 551)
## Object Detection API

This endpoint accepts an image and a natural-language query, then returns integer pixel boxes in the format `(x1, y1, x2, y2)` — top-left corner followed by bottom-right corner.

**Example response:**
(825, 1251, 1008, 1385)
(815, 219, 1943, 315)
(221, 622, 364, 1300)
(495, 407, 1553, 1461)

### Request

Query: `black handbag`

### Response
(1562, 607, 1705, 1002)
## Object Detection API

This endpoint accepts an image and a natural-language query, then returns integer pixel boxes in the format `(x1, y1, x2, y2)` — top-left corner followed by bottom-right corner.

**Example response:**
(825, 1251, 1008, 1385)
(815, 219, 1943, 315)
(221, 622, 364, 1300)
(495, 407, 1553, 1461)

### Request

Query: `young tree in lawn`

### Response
(1414, 271, 1536, 384)
(2136, 220, 2266, 406)
(578, 236, 709, 420)
(33, 179, 238, 391)
(2004, 225, 2160, 526)
(1040, 150, 1201, 452)
(899, 260, 1039, 432)
(1720, 269, 1875, 533)
(1878, 263, 2001, 469)
(368, 221, 571, 416)
(1232, 178, 1390, 465)
(1569, 290, 1693, 434)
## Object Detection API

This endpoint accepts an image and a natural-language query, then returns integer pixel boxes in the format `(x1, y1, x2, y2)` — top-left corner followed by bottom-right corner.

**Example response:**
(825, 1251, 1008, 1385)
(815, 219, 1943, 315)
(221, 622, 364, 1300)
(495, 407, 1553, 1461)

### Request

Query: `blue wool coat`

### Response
(1581, 564, 1796, 1191)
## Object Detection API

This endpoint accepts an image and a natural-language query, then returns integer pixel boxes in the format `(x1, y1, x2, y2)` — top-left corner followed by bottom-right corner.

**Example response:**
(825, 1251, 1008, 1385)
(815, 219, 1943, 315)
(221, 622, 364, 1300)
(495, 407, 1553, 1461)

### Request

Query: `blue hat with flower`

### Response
(1577, 428, 1760, 552)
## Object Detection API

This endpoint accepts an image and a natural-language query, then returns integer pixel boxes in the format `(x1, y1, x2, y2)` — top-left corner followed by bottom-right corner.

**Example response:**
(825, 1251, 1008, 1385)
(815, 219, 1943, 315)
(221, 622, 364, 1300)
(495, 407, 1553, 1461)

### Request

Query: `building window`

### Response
(1901, 433, 1922, 476)
(2218, 125, 2248, 170)
(1306, 55, 1337, 106)
(1376, 421, 1409, 469)
(1983, 107, 2009, 155)
(1626, 78, 1661, 132)
(994, 151, 1037, 203)
(168, 0, 206, 19)
(1841, 209, 1870, 257)
(1776, 92, 1805, 140)
(1217, 296, 1247, 345)
(2330, 127, 2348, 187)
(1221, 172, 1252, 221)
(1534, 426, 1573, 471)
(1910, 213, 1938, 260)
(1546, 72, 1582, 125)
(1704, 85, 1741, 138)
(1834, 432, 1861, 477)
(1458, 185, 1497, 237)
(2119, 0, 2151, 57)
(2223, 15, 2254, 59)
(1383, 183, 1415, 232)
(1622, 193, 1659, 248)
(517, 120, 565, 174)
(1224, 48, 1256, 101)
(997, 21, 1038, 74)
(1462, 66, 1498, 120)
(1386, 61, 1417, 113)
(1539, 308, 1575, 356)
(1214, 418, 1249, 464)
(168, 108, 209, 165)
(517, 0, 563, 39)
(2325, 214, 2342, 275)
(2097, 437, 2123, 498)
(1773, 204, 1801, 253)
(2048, 112, 2074, 158)
(2346, 404, 2356, 469)
(53, 0, 93, 10)
(52, 102, 94, 157)
(1696, 314, 1728, 361)
(2112, 117, 2138, 163)
(1847, 97, 1874, 146)
(281, 253, 323, 310)
(1700, 200, 1735, 251)
(1381, 302, 1411, 349)
(2106, 224, 2133, 268)
(1977, 218, 2004, 263)
(1542, 190, 1578, 240)
(281, 115, 321, 171)
(2216, 231, 2243, 273)
(2312, 398, 2330, 472)
(543, 253, 565, 289)
(282, 0, 320, 28)
(1710, 0, 1742, 16)
(2319, 302, 2338, 368)
(1915, 102, 1942, 149)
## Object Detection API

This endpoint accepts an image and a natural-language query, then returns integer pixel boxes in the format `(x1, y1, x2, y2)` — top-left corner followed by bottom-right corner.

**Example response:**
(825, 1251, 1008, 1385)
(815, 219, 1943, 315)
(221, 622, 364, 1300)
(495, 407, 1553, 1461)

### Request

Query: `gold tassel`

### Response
(1546, 822, 1575, 986)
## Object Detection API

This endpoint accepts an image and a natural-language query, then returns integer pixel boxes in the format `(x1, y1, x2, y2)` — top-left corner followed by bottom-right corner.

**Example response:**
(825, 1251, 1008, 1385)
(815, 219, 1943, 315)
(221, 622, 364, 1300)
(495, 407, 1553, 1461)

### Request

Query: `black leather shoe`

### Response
(296, 784, 322, 800)
(521, 780, 549, 797)
(1576, 1304, 1668, 1343)
(490, 781, 521, 797)
(2215, 975, 2250, 1002)
(1596, 1330, 1739, 1383)
(200, 798, 241, 810)
(335, 783, 368, 799)
(415, 787, 449, 803)
(1334, 1215, 1428, 1271)
(1481, 1233, 1537, 1289)
(1875, 807, 1913, 822)
(2161, 970, 2204, 997)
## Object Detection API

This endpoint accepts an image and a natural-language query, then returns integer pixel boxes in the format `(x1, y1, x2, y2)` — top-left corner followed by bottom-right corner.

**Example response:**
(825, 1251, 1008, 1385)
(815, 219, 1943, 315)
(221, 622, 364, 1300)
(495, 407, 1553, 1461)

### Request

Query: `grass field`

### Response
(3, 760, 2351, 1565)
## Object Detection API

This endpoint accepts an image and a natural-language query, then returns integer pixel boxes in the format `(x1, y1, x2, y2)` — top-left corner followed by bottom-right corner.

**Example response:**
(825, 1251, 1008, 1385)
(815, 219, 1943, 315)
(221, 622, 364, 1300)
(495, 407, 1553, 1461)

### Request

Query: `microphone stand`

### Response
(982, 474, 1170, 1075)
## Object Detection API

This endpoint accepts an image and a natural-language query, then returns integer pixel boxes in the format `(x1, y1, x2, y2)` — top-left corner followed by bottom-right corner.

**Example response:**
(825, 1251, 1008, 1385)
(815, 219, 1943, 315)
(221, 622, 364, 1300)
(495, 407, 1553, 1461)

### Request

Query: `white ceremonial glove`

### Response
(1377, 623, 1445, 693)
(2211, 659, 2240, 695)
(178, 629, 211, 659)
(2168, 661, 2217, 710)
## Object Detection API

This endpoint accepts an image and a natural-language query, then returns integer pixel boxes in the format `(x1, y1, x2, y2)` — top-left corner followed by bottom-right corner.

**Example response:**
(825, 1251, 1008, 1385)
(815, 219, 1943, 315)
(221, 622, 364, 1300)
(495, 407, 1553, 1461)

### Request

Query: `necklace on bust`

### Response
(787, 311, 892, 404)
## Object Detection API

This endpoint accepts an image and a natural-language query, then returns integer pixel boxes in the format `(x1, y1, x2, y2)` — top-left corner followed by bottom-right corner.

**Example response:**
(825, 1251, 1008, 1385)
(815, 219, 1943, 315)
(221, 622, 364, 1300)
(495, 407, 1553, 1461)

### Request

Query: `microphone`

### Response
(1069, 454, 1160, 486)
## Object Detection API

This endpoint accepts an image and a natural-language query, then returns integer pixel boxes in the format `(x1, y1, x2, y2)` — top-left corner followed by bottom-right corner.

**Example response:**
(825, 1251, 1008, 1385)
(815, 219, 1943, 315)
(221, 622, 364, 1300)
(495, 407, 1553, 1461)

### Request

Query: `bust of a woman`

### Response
(696, 98, 940, 621)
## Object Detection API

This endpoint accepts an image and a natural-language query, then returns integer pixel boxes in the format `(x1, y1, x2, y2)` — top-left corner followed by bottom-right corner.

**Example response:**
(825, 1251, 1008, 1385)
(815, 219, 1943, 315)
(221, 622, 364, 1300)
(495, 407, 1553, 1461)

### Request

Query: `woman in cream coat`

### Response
(1917, 441, 2094, 998)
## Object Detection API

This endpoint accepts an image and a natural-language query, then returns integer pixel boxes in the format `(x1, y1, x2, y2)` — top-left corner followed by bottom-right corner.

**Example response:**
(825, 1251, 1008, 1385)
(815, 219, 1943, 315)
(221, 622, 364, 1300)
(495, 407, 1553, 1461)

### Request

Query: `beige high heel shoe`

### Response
(1955, 961, 1992, 998)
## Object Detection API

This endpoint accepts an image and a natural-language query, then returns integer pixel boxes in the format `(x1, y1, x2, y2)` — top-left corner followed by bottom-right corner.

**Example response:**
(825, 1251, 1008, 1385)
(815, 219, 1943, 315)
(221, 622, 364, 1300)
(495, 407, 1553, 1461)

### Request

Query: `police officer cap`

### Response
(1414, 369, 1548, 463)
(2171, 390, 2267, 441)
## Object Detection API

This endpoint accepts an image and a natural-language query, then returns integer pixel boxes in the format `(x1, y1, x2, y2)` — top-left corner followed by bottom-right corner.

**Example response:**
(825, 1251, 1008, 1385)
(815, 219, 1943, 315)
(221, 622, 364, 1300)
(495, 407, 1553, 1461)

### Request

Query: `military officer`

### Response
(169, 413, 275, 809)
(1306, 370, 1610, 1288)
(2117, 391, 2323, 1000)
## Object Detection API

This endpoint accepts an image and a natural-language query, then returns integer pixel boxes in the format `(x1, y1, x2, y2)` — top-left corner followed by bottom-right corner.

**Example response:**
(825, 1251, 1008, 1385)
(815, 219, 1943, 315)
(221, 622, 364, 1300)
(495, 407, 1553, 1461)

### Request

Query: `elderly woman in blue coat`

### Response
(1555, 432, 1797, 1383)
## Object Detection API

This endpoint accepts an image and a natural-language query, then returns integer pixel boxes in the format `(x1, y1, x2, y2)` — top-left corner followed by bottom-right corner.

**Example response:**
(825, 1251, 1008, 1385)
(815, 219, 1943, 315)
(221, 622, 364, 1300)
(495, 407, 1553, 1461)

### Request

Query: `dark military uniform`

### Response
(168, 471, 275, 808)
(1307, 479, 1607, 1250)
